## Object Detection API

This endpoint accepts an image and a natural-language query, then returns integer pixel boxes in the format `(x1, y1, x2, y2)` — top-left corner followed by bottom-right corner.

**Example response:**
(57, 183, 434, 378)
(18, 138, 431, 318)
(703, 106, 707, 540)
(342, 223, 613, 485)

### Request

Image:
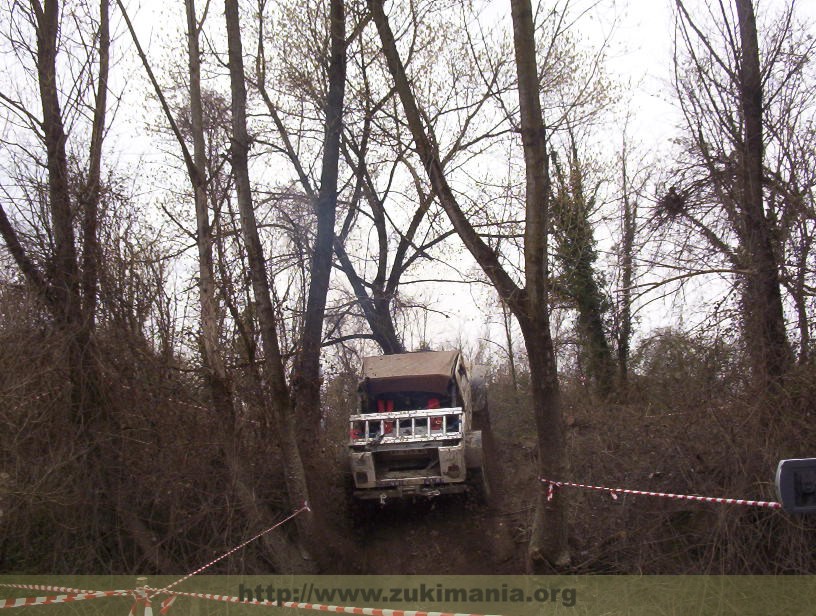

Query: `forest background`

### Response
(1, 0, 815, 575)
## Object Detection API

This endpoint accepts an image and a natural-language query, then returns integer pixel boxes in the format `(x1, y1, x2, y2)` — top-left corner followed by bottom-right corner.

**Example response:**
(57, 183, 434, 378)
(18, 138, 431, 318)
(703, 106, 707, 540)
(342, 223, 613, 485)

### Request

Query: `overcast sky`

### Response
(36, 0, 816, 357)
(422, 0, 816, 353)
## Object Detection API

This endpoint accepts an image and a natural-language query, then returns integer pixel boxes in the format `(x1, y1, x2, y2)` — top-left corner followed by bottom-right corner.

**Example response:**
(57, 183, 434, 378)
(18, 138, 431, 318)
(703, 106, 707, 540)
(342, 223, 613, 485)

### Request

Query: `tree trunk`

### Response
(31, 0, 104, 429)
(186, 0, 230, 397)
(792, 250, 810, 365)
(292, 0, 347, 452)
(224, 0, 315, 567)
(79, 0, 108, 330)
(509, 0, 569, 569)
(34, 0, 81, 329)
(734, 0, 791, 388)
(500, 300, 519, 392)
(518, 317, 569, 568)
(617, 139, 635, 391)
(333, 240, 406, 354)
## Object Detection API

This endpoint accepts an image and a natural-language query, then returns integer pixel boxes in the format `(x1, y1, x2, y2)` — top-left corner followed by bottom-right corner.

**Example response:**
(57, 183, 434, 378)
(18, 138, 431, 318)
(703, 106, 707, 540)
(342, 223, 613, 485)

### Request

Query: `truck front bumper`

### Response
(353, 480, 469, 501)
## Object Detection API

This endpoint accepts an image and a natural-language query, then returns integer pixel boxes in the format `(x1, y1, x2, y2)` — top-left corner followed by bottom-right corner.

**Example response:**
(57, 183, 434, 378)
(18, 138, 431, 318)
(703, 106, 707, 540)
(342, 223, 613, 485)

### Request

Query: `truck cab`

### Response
(348, 350, 488, 502)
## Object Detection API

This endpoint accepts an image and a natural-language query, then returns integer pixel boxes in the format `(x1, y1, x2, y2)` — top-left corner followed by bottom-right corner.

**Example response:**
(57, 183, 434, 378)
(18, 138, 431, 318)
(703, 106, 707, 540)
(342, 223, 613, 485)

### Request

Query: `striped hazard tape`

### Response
(0, 585, 114, 594)
(0, 584, 173, 614)
(127, 588, 175, 616)
(0, 505, 504, 616)
(154, 503, 310, 595)
(0, 584, 503, 616)
(160, 589, 503, 616)
(0, 588, 128, 609)
(541, 477, 783, 509)
(0, 505, 309, 613)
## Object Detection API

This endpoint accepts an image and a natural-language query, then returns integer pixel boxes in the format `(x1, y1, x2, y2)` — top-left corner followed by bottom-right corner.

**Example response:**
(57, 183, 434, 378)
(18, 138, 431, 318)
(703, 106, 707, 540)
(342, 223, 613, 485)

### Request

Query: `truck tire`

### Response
(467, 368, 495, 508)
(470, 365, 489, 422)
(465, 434, 492, 506)
(345, 473, 374, 529)
(467, 466, 491, 505)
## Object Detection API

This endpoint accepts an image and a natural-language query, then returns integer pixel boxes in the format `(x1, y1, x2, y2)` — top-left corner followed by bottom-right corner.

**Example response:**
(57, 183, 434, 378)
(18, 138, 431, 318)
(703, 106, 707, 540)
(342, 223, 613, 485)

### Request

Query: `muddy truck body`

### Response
(348, 350, 489, 502)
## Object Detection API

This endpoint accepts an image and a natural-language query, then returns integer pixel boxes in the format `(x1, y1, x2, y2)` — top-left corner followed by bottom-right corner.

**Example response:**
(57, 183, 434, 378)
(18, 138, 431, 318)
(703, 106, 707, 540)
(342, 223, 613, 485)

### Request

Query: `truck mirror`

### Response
(776, 458, 816, 514)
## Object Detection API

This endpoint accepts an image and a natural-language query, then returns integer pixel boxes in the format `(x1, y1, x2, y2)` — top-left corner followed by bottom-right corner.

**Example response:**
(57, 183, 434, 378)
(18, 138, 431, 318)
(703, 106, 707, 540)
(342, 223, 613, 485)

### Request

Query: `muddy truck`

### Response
(348, 350, 490, 503)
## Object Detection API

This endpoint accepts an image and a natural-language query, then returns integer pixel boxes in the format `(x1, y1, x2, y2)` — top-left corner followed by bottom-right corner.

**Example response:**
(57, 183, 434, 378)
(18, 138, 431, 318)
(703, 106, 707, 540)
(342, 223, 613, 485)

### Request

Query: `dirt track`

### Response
(317, 416, 535, 575)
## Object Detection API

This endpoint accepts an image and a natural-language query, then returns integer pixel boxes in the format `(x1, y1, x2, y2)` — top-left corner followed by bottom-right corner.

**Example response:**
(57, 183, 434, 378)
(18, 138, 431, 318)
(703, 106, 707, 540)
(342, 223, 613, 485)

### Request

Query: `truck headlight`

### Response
(444, 464, 462, 479)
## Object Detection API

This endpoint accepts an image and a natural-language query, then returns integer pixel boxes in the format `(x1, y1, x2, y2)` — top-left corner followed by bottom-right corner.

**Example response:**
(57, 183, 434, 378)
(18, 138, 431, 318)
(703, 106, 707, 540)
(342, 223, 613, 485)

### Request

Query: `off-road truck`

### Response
(348, 350, 490, 503)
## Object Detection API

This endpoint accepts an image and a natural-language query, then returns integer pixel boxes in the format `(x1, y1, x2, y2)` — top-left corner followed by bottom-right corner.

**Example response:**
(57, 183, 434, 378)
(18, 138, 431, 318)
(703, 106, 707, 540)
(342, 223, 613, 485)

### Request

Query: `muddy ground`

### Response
(314, 398, 537, 575)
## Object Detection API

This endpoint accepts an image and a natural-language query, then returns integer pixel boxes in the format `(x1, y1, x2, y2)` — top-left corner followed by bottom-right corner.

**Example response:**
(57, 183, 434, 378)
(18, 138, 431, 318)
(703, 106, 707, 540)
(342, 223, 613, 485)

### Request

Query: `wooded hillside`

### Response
(1, 0, 814, 574)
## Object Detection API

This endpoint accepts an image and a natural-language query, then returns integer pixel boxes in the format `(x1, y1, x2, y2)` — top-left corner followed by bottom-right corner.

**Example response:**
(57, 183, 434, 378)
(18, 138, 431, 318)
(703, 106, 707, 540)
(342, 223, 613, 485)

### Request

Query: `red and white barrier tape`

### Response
(0, 504, 308, 612)
(154, 503, 310, 595)
(1, 593, 118, 609)
(161, 589, 502, 616)
(541, 477, 782, 509)
(0, 585, 502, 616)
(127, 588, 176, 616)
(0, 586, 129, 610)
(0, 585, 115, 595)
(0, 584, 171, 614)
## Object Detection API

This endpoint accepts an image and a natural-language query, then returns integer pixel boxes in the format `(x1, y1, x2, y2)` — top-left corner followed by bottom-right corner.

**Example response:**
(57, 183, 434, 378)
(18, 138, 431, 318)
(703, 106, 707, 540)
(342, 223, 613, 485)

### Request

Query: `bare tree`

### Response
(118, 0, 315, 570)
(290, 0, 348, 450)
(225, 0, 316, 563)
(367, 0, 569, 568)
(252, 0, 466, 357)
(0, 0, 107, 426)
(0, 0, 109, 424)
(616, 132, 638, 390)
(613, 116, 652, 392)
(734, 0, 791, 384)
(761, 12, 816, 365)
(665, 0, 799, 392)
(0, 0, 192, 571)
